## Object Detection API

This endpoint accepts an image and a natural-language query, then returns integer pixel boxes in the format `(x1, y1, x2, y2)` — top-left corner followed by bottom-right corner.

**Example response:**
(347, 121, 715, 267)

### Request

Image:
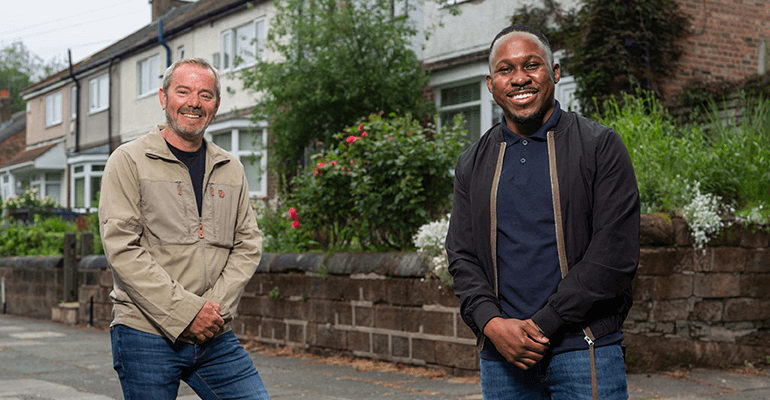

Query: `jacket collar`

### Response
(144, 125, 230, 166)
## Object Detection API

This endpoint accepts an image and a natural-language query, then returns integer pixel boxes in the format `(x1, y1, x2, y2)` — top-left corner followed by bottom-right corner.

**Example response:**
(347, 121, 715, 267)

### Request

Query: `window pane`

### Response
(75, 178, 85, 208)
(239, 130, 261, 151)
(46, 183, 61, 205)
(256, 19, 266, 60)
(441, 83, 480, 107)
(74, 166, 84, 174)
(442, 106, 481, 145)
(222, 32, 232, 69)
(46, 172, 62, 181)
(235, 23, 256, 67)
(92, 165, 105, 172)
(212, 132, 231, 151)
(241, 155, 262, 193)
(99, 75, 109, 109)
(90, 176, 101, 208)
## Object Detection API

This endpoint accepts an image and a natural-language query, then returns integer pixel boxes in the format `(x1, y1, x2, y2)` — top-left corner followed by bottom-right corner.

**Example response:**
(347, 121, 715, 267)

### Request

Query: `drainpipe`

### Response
(67, 50, 80, 153)
(107, 57, 116, 154)
(159, 20, 172, 68)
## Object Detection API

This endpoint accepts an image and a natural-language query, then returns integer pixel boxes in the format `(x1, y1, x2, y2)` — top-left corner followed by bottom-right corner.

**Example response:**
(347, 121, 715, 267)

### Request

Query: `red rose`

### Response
(317, 162, 325, 168)
(330, 161, 337, 166)
(289, 207, 298, 220)
(358, 124, 364, 131)
(291, 220, 300, 229)
(361, 132, 368, 137)
(346, 136, 358, 143)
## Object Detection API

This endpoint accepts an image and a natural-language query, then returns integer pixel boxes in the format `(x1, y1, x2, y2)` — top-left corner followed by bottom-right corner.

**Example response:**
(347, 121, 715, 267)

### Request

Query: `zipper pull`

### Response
(177, 182, 182, 196)
(198, 223, 204, 239)
(584, 335, 594, 346)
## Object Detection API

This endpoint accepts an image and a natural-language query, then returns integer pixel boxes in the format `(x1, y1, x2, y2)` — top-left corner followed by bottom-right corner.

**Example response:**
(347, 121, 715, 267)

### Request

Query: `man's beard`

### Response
(510, 108, 546, 126)
(166, 107, 208, 142)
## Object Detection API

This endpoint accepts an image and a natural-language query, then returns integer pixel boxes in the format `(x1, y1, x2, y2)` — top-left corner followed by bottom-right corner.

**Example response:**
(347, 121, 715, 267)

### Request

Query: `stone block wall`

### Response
(625, 215, 770, 371)
(1, 216, 768, 375)
(0, 256, 63, 319)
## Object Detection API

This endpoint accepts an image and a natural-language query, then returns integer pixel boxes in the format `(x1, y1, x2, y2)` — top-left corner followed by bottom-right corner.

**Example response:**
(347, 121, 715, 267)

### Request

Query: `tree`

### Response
(239, 0, 434, 185)
(0, 41, 66, 114)
(511, 0, 689, 116)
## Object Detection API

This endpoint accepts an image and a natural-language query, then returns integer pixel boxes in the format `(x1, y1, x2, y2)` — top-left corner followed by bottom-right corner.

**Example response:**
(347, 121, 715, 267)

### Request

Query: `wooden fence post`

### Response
(63, 232, 78, 302)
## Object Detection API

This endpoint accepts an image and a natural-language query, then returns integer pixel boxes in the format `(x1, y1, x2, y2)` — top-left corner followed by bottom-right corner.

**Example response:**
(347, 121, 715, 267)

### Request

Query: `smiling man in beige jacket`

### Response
(99, 58, 270, 399)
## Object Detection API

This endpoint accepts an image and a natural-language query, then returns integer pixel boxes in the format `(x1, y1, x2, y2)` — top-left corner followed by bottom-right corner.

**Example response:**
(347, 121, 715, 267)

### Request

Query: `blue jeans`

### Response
(480, 344, 627, 400)
(111, 325, 270, 400)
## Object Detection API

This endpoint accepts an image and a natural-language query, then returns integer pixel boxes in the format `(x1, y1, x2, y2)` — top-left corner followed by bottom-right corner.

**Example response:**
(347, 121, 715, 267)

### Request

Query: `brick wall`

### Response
(664, 0, 770, 102)
(1, 216, 768, 374)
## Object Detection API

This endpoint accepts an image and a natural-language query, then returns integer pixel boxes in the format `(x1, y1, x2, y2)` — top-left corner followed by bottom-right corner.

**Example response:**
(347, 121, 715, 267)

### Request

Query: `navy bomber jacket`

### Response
(446, 109, 640, 349)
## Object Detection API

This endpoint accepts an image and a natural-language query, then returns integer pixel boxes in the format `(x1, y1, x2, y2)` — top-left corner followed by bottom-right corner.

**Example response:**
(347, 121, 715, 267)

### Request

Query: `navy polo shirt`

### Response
(481, 103, 623, 362)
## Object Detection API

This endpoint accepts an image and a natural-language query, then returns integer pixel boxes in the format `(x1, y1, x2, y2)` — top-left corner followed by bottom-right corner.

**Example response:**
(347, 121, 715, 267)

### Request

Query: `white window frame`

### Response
(89, 73, 109, 114)
(138, 55, 160, 99)
(0, 173, 14, 203)
(436, 78, 492, 144)
(68, 155, 108, 213)
(28, 172, 63, 205)
(45, 91, 63, 127)
(206, 120, 268, 198)
(220, 18, 266, 72)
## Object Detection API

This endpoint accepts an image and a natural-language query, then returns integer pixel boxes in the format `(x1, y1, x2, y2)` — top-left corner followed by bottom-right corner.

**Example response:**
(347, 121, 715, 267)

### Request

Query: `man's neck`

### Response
(161, 127, 203, 152)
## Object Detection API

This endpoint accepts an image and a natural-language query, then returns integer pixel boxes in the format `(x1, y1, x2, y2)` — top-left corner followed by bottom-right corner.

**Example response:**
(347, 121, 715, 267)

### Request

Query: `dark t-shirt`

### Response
(166, 140, 206, 217)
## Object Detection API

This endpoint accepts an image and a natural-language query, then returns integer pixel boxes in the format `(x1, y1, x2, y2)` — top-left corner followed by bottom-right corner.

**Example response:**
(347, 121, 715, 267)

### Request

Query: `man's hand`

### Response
(483, 317, 550, 370)
(182, 300, 224, 342)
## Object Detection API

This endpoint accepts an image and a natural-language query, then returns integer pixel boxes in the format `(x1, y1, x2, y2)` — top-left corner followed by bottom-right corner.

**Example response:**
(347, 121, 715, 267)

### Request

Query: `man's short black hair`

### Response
(489, 24, 552, 55)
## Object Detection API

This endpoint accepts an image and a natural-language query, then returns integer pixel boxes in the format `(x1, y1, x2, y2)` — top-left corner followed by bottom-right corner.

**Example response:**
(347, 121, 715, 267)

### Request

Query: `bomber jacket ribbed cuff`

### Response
(473, 300, 503, 336)
(531, 304, 564, 339)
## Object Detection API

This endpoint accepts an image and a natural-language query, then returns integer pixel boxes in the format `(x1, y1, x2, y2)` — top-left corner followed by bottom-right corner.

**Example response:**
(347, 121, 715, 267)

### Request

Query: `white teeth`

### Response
(512, 93, 533, 100)
(182, 114, 201, 118)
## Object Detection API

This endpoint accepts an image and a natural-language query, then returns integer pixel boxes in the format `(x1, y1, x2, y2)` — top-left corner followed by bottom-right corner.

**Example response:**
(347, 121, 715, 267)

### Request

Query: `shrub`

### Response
(0, 215, 76, 256)
(253, 198, 316, 253)
(290, 112, 467, 251)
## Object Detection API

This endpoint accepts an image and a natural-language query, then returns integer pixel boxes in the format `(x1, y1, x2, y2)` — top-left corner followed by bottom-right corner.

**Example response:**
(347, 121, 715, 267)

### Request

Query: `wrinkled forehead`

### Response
(489, 31, 550, 68)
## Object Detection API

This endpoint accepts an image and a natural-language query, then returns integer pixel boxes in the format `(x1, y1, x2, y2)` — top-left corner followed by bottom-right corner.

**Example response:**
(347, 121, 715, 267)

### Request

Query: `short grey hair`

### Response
(162, 58, 221, 99)
(489, 25, 554, 73)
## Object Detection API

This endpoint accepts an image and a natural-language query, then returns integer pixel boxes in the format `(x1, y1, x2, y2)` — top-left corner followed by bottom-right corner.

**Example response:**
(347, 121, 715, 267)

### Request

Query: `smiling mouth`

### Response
(181, 113, 202, 119)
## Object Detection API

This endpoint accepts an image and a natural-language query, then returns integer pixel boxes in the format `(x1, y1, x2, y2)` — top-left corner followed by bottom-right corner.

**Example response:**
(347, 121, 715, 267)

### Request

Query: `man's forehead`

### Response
(491, 31, 546, 60)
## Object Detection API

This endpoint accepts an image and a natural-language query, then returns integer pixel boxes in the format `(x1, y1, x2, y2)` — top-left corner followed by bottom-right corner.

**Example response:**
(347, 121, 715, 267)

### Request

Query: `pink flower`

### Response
(289, 207, 298, 220)
(358, 124, 364, 131)
(340, 166, 345, 171)
(346, 136, 358, 143)
(291, 220, 300, 229)
(330, 161, 337, 166)
(317, 162, 324, 168)
(361, 132, 368, 137)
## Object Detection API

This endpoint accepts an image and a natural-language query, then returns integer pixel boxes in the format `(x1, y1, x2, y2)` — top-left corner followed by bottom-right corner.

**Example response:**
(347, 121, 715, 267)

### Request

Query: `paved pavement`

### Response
(1, 313, 768, 399)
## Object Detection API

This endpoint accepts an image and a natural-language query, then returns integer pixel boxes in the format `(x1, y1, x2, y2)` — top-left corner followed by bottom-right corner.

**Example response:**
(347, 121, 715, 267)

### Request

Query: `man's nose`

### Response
(511, 69, 532, 86)
(186, 94, 201, 108)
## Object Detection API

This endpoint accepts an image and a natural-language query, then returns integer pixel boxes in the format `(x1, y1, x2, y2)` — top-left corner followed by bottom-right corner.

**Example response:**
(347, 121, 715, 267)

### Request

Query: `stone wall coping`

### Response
(0, 256, 63, 269)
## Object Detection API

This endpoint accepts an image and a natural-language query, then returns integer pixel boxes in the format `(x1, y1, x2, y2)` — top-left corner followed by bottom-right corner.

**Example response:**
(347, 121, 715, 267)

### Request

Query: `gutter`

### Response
(67, 50, 80, 153)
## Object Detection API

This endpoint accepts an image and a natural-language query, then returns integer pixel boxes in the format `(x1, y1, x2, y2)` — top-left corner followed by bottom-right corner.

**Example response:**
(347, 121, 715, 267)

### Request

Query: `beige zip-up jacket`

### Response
(99, 126, 262, 343)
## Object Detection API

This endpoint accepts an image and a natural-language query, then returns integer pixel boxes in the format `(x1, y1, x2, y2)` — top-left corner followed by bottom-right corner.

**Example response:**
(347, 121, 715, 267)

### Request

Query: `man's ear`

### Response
(159, 88, 167, 110)
(553, 63, 561, 84)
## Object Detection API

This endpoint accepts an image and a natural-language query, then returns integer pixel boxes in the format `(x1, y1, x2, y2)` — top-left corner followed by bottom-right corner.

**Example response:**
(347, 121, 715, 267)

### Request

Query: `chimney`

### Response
(151, 0, 189, 20)
(0, 89, 13, 124)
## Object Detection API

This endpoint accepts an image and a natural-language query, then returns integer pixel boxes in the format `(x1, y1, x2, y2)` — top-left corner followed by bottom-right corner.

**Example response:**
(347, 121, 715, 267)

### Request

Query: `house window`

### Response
(29, 172, 62, 205)
(178, 46, 185, 60)
(45, 91, 63, 127)
(221, 18, 266, 71)
(209, 126, 267, 196)
(71, 86, 77, 119)
(70, 161, 106, 212)
(138, 55, 160, 98)
(439, 82, 483, 145)
(89, 74, 109, 113)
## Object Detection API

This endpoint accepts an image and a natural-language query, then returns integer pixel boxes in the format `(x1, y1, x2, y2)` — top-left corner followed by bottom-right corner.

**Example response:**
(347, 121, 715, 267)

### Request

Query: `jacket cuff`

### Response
(531, 304, 564, 338)
(473, 300, 502, 336)
(164, 294, 207, 342)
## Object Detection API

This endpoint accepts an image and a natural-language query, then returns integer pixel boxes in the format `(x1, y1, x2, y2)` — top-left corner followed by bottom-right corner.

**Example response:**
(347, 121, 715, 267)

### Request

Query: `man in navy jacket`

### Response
(446, 25, 639, 399)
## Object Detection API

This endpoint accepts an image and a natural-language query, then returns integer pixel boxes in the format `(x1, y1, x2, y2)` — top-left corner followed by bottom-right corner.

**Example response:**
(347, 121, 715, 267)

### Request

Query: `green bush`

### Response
(289, 112, 467, 251)
(595, 91, 770, 246)
(254, 199, 316, 253)
(0, 215, 77, 256)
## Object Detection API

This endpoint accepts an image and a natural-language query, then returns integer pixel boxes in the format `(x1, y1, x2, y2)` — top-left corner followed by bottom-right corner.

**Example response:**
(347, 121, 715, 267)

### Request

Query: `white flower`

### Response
(682, 181, 724, 253)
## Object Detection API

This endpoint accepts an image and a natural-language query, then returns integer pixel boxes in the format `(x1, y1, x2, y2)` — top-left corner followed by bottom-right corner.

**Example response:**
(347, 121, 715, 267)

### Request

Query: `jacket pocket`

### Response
(206, 183, 240, 248)
(140, 180, 193, 244)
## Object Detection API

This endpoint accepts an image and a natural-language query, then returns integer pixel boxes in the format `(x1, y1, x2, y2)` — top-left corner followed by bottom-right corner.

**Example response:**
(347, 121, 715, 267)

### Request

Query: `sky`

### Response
(0, 0, 153, 68)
